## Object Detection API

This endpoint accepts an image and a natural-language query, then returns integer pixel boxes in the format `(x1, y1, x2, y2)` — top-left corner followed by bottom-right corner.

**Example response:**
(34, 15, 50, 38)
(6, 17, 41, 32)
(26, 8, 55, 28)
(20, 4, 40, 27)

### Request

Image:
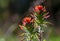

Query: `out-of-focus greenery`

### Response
(0, 34, 19, 41)
(49, 28, 60, 41)
(49, 37, 60, 41)
(0, 0, 10, 8)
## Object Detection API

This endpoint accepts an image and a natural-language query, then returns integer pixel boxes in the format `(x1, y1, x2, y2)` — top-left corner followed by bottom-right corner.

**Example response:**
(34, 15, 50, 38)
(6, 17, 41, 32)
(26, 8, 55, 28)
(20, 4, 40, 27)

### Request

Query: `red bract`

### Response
(35, 5, 43, 11)
(22, 17, 31, 26)
(19, 25, 24, 30)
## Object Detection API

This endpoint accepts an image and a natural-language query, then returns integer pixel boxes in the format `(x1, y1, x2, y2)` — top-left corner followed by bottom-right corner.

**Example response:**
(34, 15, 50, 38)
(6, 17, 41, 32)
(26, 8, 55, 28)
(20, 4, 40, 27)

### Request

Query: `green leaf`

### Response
(23, 26, 30, 33)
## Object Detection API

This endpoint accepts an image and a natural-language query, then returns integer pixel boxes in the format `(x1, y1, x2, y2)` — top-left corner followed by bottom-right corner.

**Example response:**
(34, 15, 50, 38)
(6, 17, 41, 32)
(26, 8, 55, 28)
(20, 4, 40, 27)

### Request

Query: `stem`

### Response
(29, 35, 31, 41)
(38, 26, 42, 41)
(30, 36, 31, 41)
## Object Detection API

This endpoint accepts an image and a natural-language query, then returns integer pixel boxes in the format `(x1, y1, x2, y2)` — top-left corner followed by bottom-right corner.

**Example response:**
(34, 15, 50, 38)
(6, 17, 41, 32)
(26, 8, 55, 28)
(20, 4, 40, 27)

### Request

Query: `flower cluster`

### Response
(34, 5, 44, 13)
(18, 5, 50, 41)
(19, 5, 50, 30)
(19, 17, 33, 30)
(22, 17, 32, 26)
(34, 5, 50, 19)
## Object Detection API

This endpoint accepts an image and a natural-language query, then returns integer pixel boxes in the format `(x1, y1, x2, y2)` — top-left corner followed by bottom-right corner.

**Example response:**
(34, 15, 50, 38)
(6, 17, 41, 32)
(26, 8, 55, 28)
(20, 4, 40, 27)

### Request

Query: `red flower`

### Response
(35, 5, 43, 12)
(22, 17, 32, 26)
(35, 5, 43, 10)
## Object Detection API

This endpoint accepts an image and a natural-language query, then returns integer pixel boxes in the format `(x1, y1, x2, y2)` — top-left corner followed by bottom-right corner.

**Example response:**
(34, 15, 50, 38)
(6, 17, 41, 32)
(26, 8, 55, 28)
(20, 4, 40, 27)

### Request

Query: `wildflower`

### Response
(35, 5, 43, 11)
(34, 5, 43, 13)
(22, 17, 32, 26)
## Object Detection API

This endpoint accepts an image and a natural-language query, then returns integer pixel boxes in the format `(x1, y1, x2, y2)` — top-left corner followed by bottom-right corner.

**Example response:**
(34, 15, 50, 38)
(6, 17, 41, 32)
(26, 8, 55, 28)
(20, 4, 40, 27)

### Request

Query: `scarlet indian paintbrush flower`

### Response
(22, 17, 32, 26)
(35, 5, 43, 10)
(34, 5, 44, 13)
(19, 17, 33, 30)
